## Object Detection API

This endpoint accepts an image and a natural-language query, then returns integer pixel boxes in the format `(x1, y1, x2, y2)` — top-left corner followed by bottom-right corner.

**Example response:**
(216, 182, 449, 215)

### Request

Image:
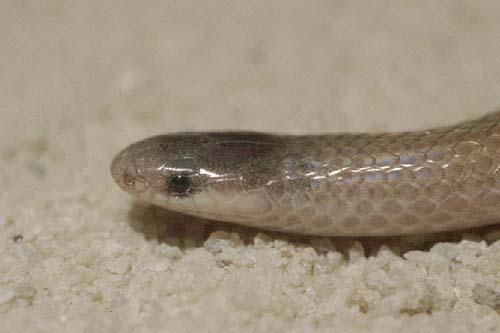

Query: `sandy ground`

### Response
(1, 1, 500, 332)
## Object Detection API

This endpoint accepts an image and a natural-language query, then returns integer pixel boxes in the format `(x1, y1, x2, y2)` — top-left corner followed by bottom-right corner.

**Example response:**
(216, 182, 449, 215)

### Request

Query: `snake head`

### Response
(111, 132, 284, 221)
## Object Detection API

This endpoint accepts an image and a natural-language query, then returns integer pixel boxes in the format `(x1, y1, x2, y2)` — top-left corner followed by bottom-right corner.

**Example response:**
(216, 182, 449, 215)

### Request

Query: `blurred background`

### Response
(3, 1, 500, 148)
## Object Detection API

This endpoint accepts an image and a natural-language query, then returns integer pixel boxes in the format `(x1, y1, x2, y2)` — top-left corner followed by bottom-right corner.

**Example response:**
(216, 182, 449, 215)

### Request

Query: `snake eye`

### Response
(168, 174, 192, 196)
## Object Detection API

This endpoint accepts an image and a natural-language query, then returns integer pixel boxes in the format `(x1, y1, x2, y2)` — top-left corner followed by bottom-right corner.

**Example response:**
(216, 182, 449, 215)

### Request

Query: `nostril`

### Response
(122, 172, 135, 186)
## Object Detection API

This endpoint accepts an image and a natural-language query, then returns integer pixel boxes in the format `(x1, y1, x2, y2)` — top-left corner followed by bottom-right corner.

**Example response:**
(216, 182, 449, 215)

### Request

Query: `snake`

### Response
(111, 111, 500, 236)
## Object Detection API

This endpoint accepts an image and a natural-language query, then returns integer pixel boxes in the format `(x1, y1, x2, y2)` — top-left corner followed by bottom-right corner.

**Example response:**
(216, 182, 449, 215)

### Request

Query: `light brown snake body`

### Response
(111, 112, 500, 236)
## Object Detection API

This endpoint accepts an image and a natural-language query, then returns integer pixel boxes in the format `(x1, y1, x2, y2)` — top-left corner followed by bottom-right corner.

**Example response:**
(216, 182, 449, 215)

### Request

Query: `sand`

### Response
(1, 1, 500, 332)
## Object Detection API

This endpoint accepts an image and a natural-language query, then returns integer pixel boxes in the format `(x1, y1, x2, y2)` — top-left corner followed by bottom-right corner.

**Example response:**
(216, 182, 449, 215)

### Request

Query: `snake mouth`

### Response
(136, 187, 274, 223)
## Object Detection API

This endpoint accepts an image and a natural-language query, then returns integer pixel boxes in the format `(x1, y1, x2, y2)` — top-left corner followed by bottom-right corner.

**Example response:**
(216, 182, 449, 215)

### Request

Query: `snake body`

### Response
(111, 112, 500, 236)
